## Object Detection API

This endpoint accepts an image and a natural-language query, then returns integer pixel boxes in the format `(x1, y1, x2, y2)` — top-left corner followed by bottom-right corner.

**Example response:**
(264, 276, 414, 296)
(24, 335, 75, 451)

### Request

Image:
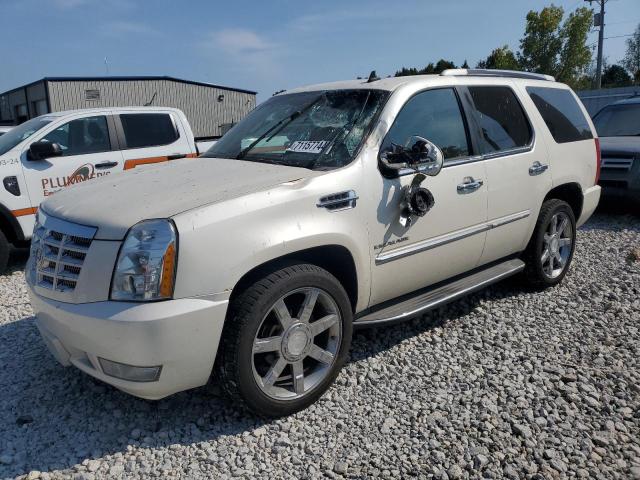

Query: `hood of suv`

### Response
(42, 157, 317, 240)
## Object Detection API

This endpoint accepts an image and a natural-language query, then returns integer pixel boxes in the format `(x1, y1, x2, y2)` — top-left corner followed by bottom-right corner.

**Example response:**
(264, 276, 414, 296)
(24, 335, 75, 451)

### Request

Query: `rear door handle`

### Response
(167, 153, 187, 160)
(95, 161, 118, 169)
(529, 161, 549, 176)
(457, 177, 484, 194)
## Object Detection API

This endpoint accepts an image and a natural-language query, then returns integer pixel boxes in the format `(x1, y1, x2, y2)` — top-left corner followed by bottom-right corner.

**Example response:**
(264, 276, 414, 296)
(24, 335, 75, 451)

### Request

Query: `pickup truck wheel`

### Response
(523, 199, 576, 288)
(218, 263, 353, 417)
(0, 230, 9, 275)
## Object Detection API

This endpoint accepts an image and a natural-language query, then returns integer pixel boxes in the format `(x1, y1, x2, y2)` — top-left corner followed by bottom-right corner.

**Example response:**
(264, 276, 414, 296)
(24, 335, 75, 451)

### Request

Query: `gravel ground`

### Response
(1, 212, 639, 480)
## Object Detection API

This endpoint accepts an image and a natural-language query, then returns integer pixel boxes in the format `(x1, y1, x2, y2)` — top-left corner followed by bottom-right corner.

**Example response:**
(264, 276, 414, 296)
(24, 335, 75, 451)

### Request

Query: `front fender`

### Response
(171, 170, 371, 312)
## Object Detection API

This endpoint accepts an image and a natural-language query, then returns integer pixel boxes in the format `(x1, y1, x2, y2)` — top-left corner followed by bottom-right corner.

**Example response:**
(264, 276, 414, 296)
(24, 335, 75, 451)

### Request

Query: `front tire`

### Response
(0, 230, 9, 275)
(523, 199, 576, 288)
(218, 263, 353, 417)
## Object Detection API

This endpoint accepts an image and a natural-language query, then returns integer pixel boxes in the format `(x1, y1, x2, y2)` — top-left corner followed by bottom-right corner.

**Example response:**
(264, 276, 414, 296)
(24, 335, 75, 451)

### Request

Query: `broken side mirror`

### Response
(379, 136, 444, 178)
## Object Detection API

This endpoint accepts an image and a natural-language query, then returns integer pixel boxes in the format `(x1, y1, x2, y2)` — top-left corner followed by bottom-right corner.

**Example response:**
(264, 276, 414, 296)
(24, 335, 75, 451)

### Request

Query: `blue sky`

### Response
(2, 0, 638, 101)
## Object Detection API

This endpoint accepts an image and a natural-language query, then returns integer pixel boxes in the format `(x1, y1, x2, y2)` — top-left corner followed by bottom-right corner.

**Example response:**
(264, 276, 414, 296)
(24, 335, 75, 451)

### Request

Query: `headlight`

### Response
(27, 209, 45, 285)
(110, 219, 178, 301)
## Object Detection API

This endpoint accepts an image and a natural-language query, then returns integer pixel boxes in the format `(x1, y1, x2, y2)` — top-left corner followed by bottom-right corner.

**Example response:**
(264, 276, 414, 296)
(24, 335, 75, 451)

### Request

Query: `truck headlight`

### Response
(110, 219, 178, 301)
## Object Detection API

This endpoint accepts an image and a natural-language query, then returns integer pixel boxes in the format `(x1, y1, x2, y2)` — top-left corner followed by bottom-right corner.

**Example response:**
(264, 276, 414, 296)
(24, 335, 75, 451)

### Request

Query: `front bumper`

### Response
(598, 160, 640, 204)
(29, 287, 228, 400)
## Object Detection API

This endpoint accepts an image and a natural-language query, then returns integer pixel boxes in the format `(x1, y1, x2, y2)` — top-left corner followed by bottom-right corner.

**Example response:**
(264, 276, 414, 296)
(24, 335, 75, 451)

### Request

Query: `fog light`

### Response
(98, 358, 162, 382)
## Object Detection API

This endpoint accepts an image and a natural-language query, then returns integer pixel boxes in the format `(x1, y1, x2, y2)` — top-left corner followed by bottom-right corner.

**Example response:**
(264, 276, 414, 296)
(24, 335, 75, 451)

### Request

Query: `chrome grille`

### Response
(31, 224, 93, 293)
(601, 156, 634, 171)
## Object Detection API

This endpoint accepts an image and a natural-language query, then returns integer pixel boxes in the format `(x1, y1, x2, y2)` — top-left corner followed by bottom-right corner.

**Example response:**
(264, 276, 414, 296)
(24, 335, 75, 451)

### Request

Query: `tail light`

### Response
(594, 137, 601, 185)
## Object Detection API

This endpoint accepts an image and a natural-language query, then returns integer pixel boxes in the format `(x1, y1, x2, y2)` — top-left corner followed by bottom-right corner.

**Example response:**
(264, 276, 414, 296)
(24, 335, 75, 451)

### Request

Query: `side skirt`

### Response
(355, 258, 525, 328)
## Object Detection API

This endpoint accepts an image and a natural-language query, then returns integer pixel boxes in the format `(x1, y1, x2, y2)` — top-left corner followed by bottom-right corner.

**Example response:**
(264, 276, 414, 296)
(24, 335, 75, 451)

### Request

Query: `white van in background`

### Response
(0, 107, 207, 273)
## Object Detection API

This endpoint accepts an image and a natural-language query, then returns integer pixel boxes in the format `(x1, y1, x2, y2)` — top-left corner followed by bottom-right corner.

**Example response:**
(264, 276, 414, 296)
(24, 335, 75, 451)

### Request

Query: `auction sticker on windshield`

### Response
(286, 141, 328, 154)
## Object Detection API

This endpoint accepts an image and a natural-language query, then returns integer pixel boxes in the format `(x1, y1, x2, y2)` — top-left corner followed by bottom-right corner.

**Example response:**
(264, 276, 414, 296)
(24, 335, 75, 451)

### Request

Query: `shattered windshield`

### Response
(203, 89, 388, 170)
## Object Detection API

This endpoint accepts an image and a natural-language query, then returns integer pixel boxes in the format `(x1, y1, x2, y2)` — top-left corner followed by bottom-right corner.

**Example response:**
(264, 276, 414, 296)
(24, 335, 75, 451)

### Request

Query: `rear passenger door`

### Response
(462, 84, 552, 265)
(116, 112, 195, 171)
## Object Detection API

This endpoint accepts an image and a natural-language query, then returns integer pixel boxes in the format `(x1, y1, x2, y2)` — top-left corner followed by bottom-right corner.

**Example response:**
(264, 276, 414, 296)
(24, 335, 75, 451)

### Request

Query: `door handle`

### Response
(95, 161, 118, 169)
(529, 161, 549, 176)
(457, 177, 484, 194)
(167, 153, 187, 160)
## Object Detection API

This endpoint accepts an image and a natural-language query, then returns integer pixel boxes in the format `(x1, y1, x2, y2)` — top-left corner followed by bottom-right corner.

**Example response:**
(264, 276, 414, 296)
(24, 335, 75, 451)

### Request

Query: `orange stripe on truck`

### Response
(12, 207, 38, 217)
(124, 153, 198, 171)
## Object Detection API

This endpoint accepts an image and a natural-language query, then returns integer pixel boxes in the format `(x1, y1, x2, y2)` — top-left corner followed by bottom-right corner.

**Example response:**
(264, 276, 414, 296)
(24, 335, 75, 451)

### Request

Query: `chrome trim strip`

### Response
(39, 209, 98, 239)
(375, 209, 530, 265)
(488, 210, 531, 228)
(376, 223, 490, 265)
(443, 144, 535, 168)
(357, 259, 525, 326)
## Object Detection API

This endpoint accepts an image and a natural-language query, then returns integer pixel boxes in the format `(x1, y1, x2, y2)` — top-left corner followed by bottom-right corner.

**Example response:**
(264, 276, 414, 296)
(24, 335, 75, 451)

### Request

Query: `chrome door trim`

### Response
(488, 210, 531, 228)
(375, 209, 530, 265)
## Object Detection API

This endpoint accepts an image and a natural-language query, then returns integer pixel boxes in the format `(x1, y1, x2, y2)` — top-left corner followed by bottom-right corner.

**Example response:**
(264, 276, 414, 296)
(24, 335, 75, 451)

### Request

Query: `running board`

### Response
(355, 258, 525, 327)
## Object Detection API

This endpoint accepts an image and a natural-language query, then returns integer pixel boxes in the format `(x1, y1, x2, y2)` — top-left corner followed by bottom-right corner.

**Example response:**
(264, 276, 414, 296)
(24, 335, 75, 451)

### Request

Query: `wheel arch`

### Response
(229, 244, 359, 313)
(0, 203, 25, 245)
(544, 182, 583, 220)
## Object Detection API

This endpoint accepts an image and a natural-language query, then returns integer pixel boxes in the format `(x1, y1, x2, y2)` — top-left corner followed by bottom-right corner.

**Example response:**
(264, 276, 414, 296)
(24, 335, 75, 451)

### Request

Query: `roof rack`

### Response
(440, 68, 555, 82)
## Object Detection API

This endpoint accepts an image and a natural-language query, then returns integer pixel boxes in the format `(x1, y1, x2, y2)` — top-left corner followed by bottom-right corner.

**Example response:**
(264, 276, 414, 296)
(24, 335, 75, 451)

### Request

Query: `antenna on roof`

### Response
(144, 91, 157, 106)
(367, 70, 380, 83)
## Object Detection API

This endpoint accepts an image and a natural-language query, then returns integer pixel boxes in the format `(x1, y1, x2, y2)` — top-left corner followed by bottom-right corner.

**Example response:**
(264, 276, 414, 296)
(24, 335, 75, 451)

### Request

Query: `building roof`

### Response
(0, 75, 256, 96)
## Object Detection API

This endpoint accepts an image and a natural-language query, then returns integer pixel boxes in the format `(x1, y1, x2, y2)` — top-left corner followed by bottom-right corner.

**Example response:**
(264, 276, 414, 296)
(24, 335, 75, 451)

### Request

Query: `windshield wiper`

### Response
(236, 93, 325, 161)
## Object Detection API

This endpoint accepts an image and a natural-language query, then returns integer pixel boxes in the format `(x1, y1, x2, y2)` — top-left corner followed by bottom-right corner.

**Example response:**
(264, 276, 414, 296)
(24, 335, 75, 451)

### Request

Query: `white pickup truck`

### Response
(0, 107, 212, 272)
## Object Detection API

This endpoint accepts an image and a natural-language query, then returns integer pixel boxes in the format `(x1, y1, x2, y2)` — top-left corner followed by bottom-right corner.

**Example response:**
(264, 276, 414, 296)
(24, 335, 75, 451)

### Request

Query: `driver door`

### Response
(21, 113, 124, 206)
(366, 87, 488, 306)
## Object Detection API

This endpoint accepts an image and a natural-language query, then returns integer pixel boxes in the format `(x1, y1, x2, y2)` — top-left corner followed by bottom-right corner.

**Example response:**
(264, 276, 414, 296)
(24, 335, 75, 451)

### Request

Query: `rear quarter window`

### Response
(120, 113, 179, 149)
(467, 86, 532, 155)
(526, 87, 593, 143)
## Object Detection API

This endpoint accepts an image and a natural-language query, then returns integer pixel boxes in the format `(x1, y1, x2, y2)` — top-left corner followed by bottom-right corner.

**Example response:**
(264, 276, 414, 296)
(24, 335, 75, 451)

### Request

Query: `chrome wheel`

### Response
(541, 211, 573, 279)
(251, 287, 342, 400)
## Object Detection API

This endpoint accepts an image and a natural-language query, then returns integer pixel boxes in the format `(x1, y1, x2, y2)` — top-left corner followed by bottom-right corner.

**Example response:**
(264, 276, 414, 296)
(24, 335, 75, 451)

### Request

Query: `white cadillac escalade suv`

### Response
(26, 69, 601, 417)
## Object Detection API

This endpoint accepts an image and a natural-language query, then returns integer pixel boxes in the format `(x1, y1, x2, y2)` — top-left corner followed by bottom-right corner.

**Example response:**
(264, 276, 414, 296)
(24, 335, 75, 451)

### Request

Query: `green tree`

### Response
(556, 7, 594, 85)
(434, 59, 456, 73)
(394, 67, 420, 77)
(518, 5, 593, 87)
(623, 23, 640, 82)
(394, 59, 457, 77)
(601, 64, 632, 87)
(476, 45, 520, 70)
(518, 5, 564, 74)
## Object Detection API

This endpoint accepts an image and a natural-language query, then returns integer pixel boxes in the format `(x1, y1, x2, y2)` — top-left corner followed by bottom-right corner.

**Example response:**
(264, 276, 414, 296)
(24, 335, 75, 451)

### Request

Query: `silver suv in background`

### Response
(592, 96, 640, 205)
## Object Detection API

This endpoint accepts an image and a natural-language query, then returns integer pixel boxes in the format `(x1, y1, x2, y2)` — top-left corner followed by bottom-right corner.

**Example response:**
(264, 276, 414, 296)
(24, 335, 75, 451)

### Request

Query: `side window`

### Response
(120, 113, 179, 149)
(41, 116, 110, 156)
(468, 86, 532, 154)
(381, 88, 470, 161)
(526, 87, 593, 143)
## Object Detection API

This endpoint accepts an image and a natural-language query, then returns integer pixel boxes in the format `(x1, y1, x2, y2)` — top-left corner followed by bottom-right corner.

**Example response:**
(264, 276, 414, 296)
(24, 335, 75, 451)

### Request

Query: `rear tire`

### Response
(218, 263, 353, 417)
(522, 199, 576, 288)
(0, 230, 9, 275)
